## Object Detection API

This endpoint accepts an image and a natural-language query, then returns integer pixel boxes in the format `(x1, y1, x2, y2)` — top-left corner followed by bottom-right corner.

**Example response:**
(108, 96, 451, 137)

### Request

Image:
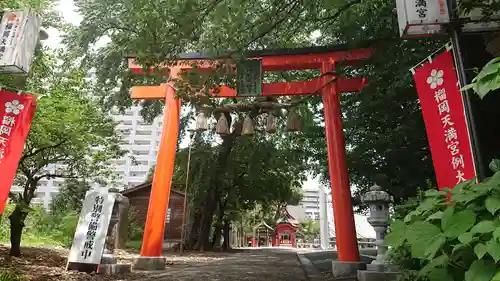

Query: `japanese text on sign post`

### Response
(413, 50, 476, 190)
(80, 195, 105, 260)
(67, 191, 115, 265)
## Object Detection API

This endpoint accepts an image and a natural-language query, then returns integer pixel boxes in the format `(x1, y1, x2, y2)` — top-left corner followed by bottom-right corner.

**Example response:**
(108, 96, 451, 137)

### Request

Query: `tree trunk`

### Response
(212, 202, 226, 248)
(222, 219, 231, 251)
(185, 209, 202, 250)
(9, 179, 36, 257)
(197, 193, 217, 251)
(9, 205, 27, 257)
(195, 121, 235, 251)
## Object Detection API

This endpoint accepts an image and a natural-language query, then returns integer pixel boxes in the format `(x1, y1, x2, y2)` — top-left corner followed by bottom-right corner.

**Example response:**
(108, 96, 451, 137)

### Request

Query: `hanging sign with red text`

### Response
(0, 90, 37, 213)
(413, 50, 476, 190)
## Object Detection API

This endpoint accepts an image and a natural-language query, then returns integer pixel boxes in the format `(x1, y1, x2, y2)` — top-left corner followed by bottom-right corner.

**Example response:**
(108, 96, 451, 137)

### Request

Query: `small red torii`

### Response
(127, 45, 372, 262)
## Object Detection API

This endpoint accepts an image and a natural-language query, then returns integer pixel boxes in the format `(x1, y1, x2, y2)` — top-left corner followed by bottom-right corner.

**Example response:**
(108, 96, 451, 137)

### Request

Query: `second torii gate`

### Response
(127, 45, 372, 263)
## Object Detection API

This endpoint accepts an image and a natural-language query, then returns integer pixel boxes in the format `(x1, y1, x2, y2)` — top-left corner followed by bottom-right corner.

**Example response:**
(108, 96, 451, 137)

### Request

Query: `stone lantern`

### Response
(361, 184, 392, 272)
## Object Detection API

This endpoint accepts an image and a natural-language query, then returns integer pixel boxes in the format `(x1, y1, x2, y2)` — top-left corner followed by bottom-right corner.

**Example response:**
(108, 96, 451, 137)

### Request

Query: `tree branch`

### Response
(20, 140, 68, 162)
(242, 0, 301, 50)
(311, 0, 360, 23)
(35, 173, 79, 181)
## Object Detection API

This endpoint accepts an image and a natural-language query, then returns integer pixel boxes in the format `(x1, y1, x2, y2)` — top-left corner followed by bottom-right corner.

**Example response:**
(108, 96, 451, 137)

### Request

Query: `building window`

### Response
(129, 171, 147, 177)
(132, 160, 149, 166)
(136, 130, 152, 136)
(133, 150, 149, 156)
(137, 120, 152, 126)
(115, 160, 127, 166)
(134, 139, 151, 146)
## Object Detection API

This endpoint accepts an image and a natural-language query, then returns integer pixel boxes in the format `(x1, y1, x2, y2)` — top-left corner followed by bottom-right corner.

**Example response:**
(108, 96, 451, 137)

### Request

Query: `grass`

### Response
(125, 240, 142, 250)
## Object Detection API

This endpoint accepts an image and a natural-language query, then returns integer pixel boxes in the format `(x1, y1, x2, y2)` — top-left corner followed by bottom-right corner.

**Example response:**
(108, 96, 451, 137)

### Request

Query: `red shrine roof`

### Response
(276, 205, 307, 226)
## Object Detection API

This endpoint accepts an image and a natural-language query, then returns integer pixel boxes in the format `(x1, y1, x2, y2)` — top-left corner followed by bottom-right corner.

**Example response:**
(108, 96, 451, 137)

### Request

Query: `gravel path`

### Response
(145, 248, 307, 281)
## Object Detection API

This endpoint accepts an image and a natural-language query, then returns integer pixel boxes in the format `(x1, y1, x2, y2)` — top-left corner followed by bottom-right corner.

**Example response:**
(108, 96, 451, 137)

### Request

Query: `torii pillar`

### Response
(127, 46, 371, 272)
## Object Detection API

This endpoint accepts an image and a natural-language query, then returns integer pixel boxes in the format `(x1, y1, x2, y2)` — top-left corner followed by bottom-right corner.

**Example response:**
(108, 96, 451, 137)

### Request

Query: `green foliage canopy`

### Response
(66, 0, 444, 206)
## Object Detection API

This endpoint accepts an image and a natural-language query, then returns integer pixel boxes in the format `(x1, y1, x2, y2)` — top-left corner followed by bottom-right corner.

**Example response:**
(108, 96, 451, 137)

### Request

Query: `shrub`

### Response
(127, 206, 143, 241)
(385, 159, 500, 281)
(0, 269, 25, 281)
(0, 203, 79, 247)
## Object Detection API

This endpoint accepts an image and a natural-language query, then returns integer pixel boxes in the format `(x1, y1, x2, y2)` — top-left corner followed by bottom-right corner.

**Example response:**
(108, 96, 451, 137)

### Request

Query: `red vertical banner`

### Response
(413, 50, 476, 190)
(0, 90, 36, 214)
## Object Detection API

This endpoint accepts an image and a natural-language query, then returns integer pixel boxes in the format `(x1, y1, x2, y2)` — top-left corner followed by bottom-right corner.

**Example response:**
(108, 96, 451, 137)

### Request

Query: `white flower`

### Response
(426, 69, 444, 89)
(5, 100, 25, 115)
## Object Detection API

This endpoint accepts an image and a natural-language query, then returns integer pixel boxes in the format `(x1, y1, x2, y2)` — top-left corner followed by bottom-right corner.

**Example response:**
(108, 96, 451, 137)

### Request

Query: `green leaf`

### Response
(427, 211, 444, 221)
(451, 243, 469, 258)
(441, 208, 476, 238)
(485, 196, 500, 215)
(474, 243, 488, 259)
(490, 159, 500, 172)
(465, 260, 497, 281)
(458, 232, 475, 244)
(487, 239, 500, 262)
(461, 83, 474, 91)
(420, 254, 449, 275)
(475, 58, 500, 81)
(452, 190, 482, 204)
(492, 270, 500, 281)
(407, 221, 445, 259)
(470, 220, 496, 234)
(427, 268, 454, 281)
(493, 228, 500, 241)
(441, 207, 454, 223)
(425, 189, 447, 198)
(384, 219, 406, 246)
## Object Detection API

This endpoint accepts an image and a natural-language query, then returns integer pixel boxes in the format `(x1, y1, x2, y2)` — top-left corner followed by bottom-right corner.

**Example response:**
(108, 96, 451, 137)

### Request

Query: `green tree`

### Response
(172, 120, 307, 251)
(300, 219, 321, 241)
(3, 50, 125, 256)
(66, 0, 445, 207)
(50, 179, 91, 216)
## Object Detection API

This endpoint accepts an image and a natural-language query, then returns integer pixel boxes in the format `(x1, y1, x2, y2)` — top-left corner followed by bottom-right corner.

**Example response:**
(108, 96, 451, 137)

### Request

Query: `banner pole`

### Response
(446, 0, 486, 180)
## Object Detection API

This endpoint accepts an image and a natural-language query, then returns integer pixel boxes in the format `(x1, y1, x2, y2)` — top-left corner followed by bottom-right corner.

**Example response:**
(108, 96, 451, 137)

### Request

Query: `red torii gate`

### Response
(127, 45, 372, 263)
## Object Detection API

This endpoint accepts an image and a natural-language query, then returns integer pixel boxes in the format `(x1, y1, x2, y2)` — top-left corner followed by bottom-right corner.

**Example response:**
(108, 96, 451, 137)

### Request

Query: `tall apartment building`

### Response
(10, 106, 163, 209)
(112, 106, 163, 189)
(299, 186, 321, 220)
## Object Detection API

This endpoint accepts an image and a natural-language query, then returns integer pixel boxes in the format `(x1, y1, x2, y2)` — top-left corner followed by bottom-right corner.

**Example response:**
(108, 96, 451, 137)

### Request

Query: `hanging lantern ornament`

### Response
(265, 111, 277, 134)
(195, 108, 209, 131)
(232, 120, 243, 136)
(286, 108, 301, 132)
(216, 113, 230, 136)
(241, 114, 254, 136)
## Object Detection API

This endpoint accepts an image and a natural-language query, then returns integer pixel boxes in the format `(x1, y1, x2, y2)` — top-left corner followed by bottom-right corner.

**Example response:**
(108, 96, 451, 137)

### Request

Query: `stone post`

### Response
(98, 188, 131, 275)
(114, 195, 130, 249)
(319, 187, 329, 250)
(101, 188, 121, 264)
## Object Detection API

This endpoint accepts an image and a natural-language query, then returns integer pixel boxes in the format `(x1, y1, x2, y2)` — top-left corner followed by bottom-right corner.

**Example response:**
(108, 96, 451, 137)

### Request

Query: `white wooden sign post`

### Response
(67, 190, 116, 272)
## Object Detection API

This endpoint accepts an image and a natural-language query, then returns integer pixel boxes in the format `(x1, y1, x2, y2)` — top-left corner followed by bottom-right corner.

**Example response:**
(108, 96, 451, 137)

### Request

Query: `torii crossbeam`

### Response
(127, 45, 372, 263)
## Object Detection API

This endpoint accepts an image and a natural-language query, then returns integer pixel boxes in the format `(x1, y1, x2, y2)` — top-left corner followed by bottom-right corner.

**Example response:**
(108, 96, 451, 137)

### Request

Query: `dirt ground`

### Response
(0, 245, 149, 280)
(0, 245, 307, 281)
